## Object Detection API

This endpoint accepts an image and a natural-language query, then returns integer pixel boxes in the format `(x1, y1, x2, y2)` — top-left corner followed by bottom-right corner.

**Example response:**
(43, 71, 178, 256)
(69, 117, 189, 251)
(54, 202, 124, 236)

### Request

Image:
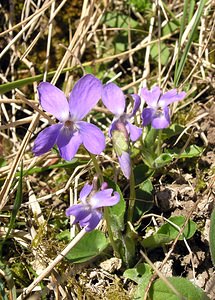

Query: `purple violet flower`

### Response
(141, 86, 186, 129)
(102, 83, 142, 179)
(33, 74, 105, 160)
(66, 182, 120, 231)
(102, 83, 142, 141)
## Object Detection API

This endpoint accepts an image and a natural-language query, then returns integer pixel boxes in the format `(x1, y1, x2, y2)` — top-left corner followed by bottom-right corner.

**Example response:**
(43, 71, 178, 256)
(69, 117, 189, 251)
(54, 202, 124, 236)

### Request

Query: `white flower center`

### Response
(62, 118, 77, 135)
(155, 106, 163, 118)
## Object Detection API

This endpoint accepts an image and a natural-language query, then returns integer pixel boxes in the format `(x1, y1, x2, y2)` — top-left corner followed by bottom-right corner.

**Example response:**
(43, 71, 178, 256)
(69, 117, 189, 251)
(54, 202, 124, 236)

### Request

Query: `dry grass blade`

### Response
(141, 250, 186, 300)
(0, 0, 55, 59)
(0, 113, 40, 209)
(16, 228, 86, 300)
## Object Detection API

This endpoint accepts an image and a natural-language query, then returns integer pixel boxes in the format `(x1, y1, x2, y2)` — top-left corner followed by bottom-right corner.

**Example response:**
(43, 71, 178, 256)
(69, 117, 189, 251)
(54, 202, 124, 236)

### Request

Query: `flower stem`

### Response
(90, 153, 104, 184)
(90, 153, 120, 258)
(126, 164, 136, 231)
(156, 129, 163, 156)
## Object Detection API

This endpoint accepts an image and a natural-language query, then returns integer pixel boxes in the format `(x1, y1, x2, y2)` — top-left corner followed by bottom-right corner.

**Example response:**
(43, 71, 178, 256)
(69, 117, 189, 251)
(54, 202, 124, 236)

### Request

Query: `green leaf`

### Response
(162, 21, 179, 35)
(142, 216, 197, 249)
(105, 179, 134, 265)
(179, 145, 203, 158)
(0, 74, 46, 94)
(66, 230, 109, 263)
(188, 0, 196, 22)
(141, 147, 156, 168)
(102, 11, 138, 28)
(56, 230, 70, 241)
(158, 216, 197, 240)
(149, 277, 210, 300)
(124, 263, 153, 299)
(209, 207, 215, 266)
(0, 65, 77, 94)
(139, 179, 153, 198)
(119, 235, 136, 267)
(141, 233, 172, 249)
(112, 130, 129, 156)
(141, 126, 158, 167)
(134, 163, 153, 185)
(0, 159, 83, 183)
(154, 153, 173, 168)
(167, 145, 203, 159)
(115, 42, 127, 52)
(135, 178, 153, 219)
(106, 179, 126, 232)
(5, 161, 23, 240)
(150, 42, 170, 65)
(0, 157, 85, 186)
(161, 124, 185, 141)
(0, 65, 99, 94)
(143, 126, 158, 147)
(130, 0, 152, 12)
(0, 157, 6, 167)
(124, 262, 153, 283)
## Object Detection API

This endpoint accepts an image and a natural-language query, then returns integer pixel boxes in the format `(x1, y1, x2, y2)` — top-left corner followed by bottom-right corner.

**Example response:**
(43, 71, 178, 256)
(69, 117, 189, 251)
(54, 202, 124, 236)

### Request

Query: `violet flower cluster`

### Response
(33, 75, 186, 165)
(66, 182, 120, 231)
(33, 75, 186, 231)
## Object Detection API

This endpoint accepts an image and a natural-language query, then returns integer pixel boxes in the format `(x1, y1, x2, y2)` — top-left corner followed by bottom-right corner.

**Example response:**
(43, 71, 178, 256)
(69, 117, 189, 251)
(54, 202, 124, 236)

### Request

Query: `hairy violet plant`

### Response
(1, 2, 213, 299)
(30, 74, 204, 274)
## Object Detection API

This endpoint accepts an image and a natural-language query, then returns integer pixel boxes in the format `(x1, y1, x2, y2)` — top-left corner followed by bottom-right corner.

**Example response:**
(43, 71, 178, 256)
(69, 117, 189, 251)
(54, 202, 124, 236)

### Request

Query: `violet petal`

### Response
(33, 123, 62, 156)
(78, 121, 105, 154)
(118, 151, 131, 179)
(90, 189, 120, 208)
(130, 94, 141, 117)
(159, 89, 186, 107)
(151, 106, 170, 129)
(79, 210, 102, 231)
(142, 107, 155, 126)
(102, 83, 125, 116)
(141, 86, 161, 107)
(109, 119, 118, 137)
(65, 204, 90, 222)
(79, 183, 93, 204)
(56, 129, 82, 161)
(69, 74, 102, 120)
(126, 122, 142, 142)
(38, 82, 69, 122)
(101, 182, 108, 190)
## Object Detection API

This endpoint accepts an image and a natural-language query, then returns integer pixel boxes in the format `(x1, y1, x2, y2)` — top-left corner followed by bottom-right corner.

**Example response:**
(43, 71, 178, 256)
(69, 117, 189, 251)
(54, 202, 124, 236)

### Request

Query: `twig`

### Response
(141, 250, 185, 300)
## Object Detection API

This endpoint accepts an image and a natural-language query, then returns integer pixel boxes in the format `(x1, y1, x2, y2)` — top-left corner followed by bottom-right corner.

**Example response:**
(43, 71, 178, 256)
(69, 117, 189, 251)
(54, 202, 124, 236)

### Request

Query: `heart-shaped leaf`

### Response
(66, 230, 109, 263)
